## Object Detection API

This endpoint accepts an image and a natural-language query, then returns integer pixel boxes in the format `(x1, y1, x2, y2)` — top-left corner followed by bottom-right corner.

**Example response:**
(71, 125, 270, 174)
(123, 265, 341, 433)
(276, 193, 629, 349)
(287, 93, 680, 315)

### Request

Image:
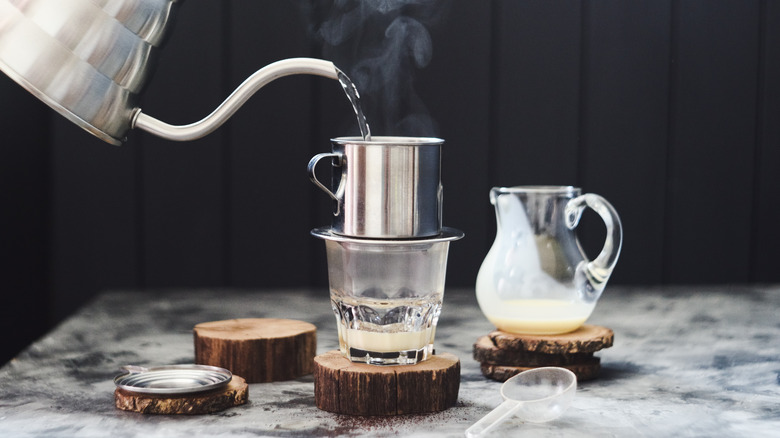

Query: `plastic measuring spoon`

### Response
(466, 367, 577, 437)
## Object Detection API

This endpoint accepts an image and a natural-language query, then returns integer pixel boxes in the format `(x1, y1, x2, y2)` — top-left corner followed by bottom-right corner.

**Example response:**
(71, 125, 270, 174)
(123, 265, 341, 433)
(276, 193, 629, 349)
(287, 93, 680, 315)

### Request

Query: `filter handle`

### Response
(307, 152, 345, 215)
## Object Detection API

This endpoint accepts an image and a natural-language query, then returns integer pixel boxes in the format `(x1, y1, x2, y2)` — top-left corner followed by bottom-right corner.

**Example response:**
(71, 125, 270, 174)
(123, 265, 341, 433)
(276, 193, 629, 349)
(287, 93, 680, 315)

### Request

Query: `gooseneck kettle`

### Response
(0, 0, 339, 145)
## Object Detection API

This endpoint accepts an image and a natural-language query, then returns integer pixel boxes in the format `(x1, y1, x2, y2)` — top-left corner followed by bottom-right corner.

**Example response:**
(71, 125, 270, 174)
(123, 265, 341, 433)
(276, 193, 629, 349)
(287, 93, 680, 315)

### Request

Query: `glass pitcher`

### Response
(476, 186, 622, 335)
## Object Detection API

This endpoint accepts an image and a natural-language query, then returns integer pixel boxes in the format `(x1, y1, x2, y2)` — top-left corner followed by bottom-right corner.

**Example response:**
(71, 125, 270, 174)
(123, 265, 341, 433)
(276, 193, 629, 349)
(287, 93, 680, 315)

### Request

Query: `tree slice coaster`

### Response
(314, 350, 460, 416)
(480, 360, 601, 382)
(194, 318, 316, 383)
(473, 335, 594, 366)
(488, 324, 614, 354)
(114, 375, 248, 414)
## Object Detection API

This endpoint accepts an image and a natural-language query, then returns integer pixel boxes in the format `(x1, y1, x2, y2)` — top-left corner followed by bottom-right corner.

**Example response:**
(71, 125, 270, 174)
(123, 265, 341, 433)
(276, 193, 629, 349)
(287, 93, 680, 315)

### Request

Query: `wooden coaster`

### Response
(313, 350, 460, 416)
(473, 335, 594, 366)
(480, 361, 602, 382)
(488, 324, 614, 354)
(477, 325, 614, 382)
(115, 376, 248, 414)
(194, 318, 316, 383)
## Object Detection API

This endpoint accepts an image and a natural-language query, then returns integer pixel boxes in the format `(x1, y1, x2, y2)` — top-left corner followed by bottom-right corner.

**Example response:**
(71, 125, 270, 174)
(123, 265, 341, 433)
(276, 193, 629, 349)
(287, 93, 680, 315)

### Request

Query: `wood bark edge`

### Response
(314, 350, 460, 416)
(488, 324, 614, 354)
(194, 318, 316, 383)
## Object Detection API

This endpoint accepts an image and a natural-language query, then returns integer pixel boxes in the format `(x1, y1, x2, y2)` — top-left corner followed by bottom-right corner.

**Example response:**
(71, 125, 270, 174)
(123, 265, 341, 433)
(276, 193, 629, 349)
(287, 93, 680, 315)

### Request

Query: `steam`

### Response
(306, 0, 445, 136)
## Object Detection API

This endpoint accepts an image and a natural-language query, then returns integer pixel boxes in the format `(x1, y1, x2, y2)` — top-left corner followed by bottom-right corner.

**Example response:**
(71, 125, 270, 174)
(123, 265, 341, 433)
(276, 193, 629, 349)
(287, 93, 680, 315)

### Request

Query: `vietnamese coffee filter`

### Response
(308, 136, 443, 239)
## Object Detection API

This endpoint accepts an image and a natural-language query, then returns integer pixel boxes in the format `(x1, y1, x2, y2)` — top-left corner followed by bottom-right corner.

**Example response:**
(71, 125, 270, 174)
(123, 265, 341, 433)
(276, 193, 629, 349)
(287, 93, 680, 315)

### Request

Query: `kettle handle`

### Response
(565, 194, 623, 294)
(307, 152, 345, 215)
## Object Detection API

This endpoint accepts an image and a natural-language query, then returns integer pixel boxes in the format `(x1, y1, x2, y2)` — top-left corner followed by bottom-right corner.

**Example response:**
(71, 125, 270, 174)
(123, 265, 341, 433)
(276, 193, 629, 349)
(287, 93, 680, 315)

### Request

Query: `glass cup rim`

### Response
(311, 226, 464, 245)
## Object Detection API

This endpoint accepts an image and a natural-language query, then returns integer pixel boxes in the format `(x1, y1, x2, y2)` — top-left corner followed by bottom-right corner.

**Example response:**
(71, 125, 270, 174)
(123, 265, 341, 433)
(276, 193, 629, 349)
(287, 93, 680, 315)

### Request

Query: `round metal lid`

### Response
(114, 365, 232, 395)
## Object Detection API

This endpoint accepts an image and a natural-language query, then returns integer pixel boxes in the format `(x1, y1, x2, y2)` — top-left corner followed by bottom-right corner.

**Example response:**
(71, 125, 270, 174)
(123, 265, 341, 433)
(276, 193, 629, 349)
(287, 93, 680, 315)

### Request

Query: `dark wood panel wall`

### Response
(1, 0, 778, 363)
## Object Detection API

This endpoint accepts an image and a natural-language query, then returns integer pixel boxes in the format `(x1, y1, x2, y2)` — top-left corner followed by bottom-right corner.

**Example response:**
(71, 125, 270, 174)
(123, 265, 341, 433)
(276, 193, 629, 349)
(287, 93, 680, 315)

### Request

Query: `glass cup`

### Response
(312, 227, 463, 365)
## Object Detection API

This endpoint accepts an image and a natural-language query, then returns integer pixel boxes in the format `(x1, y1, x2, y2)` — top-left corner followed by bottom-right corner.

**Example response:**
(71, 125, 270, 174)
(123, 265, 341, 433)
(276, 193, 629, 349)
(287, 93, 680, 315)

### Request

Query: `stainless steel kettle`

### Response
(0, 0, 339, 145)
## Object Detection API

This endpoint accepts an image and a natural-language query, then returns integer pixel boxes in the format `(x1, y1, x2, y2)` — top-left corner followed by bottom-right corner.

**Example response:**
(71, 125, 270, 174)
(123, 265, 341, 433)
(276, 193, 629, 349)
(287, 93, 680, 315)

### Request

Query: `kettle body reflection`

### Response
(476, 186, 622, 335)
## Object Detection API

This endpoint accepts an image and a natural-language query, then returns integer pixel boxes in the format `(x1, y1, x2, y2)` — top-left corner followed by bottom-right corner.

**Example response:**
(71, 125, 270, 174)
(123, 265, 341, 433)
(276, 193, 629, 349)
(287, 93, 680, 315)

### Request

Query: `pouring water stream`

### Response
(337, 68, 372, 140)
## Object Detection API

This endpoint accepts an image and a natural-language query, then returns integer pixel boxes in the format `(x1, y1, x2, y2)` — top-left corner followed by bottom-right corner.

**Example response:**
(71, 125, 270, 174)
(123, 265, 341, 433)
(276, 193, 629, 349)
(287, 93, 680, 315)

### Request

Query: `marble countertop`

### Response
(1, 286, 779, 437)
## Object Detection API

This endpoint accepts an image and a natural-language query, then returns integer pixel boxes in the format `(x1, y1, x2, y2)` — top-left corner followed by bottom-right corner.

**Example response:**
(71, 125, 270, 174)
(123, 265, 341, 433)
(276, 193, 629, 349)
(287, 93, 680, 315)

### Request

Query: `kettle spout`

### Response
(132, 58, 339, 141)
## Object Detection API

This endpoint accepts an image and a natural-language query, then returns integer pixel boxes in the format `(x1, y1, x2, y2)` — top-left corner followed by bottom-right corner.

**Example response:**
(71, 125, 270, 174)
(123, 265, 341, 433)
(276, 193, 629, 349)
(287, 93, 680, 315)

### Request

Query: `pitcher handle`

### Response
(565, 194, 623, 297)
(307, 152, 345, 215)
